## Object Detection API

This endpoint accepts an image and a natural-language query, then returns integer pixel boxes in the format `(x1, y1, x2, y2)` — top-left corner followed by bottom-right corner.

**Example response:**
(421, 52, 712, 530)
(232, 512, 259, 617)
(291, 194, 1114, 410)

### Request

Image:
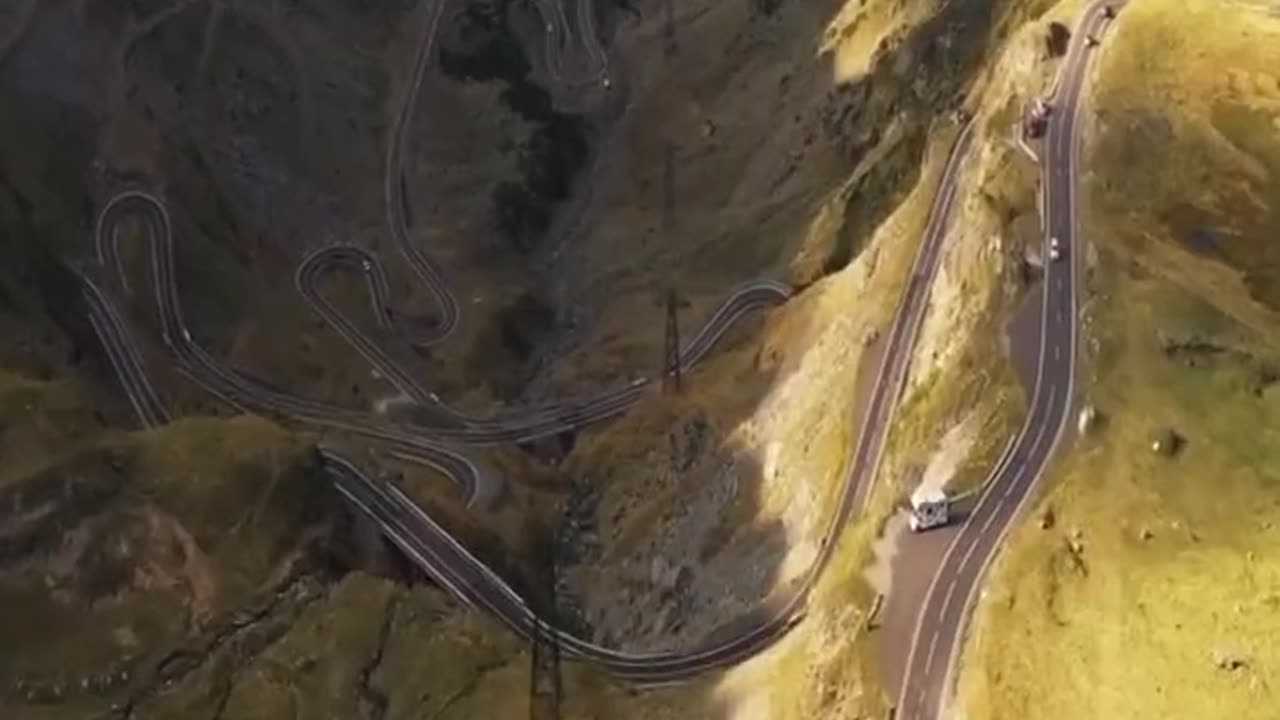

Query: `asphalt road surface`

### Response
(318, 115, 981, 683)
(83, 109, 976, 682)
(79, 0, 986, 688)
(84, 0, 786, 507)
(86, 190, 789, 505)
(895, 2, 1126, 717)
(533, 0, 611, 85)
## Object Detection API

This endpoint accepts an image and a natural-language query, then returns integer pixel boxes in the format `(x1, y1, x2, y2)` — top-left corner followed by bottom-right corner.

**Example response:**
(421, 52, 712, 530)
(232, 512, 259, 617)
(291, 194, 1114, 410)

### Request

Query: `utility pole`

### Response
(663, 288, 682, 394)
(528, 529, 563, 720)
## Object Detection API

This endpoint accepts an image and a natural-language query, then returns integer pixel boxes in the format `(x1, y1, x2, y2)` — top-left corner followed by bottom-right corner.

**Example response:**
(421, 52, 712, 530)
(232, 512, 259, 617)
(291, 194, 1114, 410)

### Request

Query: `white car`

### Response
(1049, 236, 1062, 262)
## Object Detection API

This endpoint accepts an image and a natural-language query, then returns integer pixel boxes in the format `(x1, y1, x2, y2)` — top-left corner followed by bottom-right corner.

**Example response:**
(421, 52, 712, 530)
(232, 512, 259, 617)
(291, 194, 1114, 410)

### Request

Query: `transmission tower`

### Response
(663, 288, 682, 394)
(528, 531, 563, 720)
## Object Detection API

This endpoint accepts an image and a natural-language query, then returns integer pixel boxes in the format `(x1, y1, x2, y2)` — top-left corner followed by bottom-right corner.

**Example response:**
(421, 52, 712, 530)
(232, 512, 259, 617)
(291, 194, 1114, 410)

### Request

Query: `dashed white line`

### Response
(925, 628, 942, 674)
(1003, 480, 1019, 500)
(938, 574, 962, 623)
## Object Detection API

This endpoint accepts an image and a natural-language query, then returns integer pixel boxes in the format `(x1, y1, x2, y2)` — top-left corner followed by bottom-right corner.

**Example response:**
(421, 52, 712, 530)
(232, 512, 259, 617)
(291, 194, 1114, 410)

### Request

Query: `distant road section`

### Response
(384, 0, 460, 346)
(87, 187, 790, 507)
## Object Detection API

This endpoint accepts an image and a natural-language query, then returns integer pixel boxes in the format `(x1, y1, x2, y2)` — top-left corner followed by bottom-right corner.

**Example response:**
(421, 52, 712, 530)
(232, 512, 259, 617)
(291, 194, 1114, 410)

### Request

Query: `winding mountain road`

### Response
(384, 0, 460, 345)
(85, 112, 978, 685)
(295, 242, 791, 441)
(86, 189, 787, 505)
(78, 0, 1007, 690)
(531, 0, 611, 86)
(895, 2, 1124, 717)
(83, 0, 785, 508)
(81, 271, 171, 429)
(316, 114, 980, 683)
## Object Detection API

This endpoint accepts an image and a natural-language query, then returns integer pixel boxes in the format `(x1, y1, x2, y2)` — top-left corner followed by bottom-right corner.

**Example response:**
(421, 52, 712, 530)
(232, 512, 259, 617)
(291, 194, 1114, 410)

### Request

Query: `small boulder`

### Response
(650, 556, 670, 587)
(1078, 405, 1099, 434)
(1151, 427, 1184, 456)
(1211, 648, 1248, 671)
(1040, 507, 1056, 530)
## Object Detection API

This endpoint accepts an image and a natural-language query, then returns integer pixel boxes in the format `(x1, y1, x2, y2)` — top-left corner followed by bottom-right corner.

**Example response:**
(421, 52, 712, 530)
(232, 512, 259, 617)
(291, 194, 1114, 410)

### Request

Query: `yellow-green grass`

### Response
(749, 118, 981, 720)
(544, 111, 970, 720)
(1085, 0, 1280, 328)
(214, 575, 396, 720)
(0, 416, 318, 717)
(214, 574, 703, 720)
(738, 106, 1059, 718)
(375, 584, 529, 720)
(886, 280, 1025, 501)
(821, 0, 952, 83)
(889, 338, 1023, 501)
(959, 256, 1280, 720)
(0, 370, 103, 482)
(880, 120, 1032, 504)
(132, 416, 317, 594)
(958, 1, 1280, 717)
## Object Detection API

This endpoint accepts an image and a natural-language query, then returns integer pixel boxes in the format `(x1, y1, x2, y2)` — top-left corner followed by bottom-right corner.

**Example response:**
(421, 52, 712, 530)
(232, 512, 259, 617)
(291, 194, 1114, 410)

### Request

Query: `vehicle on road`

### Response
(896, 1, 1119, 714)
(1085, 34, 1099, 47)
(909, 487, 950, 532)
(1049, 235, 1062, 262)
(1102, 4, 1116, 18)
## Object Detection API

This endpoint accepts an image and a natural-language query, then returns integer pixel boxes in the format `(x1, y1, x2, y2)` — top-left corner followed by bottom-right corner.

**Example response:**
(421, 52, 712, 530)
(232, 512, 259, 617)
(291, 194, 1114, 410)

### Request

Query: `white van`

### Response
(909, 487, 950, 532)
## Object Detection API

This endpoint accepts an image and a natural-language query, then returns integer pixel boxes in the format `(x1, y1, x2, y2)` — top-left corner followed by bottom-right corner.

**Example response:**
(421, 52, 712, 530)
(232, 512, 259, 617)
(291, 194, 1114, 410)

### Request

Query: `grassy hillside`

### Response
(550, 0, 1052, 714)
(0, 412, 331, 718)
(0, 0, 1121, 718)
(958, 1, 1280, 717)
